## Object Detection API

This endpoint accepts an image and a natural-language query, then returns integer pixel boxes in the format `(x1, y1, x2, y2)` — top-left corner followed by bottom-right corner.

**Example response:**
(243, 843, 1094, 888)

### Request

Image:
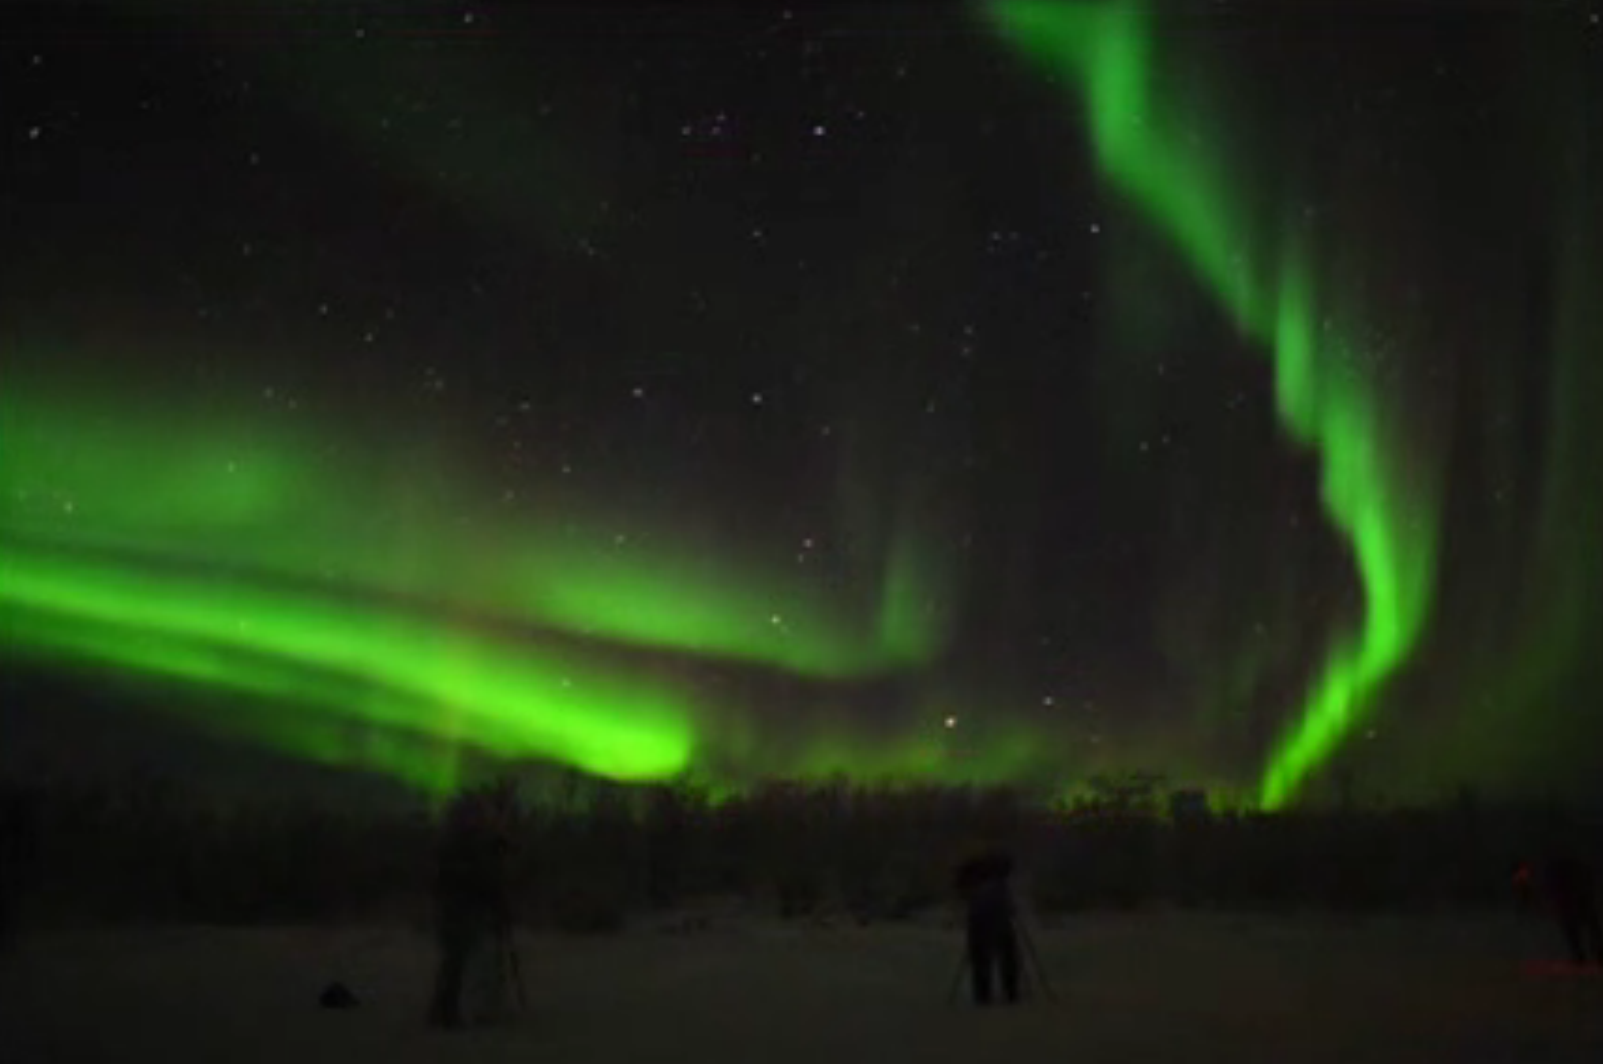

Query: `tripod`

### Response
(945, 913, 1056, 1005)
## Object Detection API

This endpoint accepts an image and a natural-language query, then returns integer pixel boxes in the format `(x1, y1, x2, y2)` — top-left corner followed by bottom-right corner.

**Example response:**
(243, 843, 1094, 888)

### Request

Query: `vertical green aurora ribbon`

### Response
(983, 0, 1442, 807)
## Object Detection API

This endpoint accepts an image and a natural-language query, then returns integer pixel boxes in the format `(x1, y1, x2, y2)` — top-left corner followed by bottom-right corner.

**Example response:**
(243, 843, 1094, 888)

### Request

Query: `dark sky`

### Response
(3, 0, 1601, 807)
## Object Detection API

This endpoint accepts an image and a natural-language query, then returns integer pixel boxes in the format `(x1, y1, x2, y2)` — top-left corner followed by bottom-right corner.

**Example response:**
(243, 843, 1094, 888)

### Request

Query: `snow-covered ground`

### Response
(3, 911, 1599, 1063)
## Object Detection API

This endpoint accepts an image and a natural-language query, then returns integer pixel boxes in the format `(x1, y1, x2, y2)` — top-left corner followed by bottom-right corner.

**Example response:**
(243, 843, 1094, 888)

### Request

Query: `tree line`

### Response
(0, 771, 1587, 932)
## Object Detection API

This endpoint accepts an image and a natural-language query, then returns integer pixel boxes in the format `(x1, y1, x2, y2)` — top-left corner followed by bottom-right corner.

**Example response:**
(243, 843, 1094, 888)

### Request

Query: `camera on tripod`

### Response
(948, 845, 1054, 1006)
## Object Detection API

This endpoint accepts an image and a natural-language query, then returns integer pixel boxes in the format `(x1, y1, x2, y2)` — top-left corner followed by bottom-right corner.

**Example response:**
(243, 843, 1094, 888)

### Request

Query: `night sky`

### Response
(3, 0, 1601, 808)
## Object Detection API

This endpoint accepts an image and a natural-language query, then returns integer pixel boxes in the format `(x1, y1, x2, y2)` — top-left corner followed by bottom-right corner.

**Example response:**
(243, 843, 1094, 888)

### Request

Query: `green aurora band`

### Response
(5, 602, 478, 793)
(0, 381, 949, 682)
(1, 536, 698, 786)
(982, 0, 1442, 808)
(0, 373, 963, 791)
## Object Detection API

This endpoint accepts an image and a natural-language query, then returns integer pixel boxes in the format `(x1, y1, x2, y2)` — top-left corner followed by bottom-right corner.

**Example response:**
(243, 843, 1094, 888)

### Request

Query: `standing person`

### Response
(954, 844, 1021, 1005)
(428, 782, 514, 1029)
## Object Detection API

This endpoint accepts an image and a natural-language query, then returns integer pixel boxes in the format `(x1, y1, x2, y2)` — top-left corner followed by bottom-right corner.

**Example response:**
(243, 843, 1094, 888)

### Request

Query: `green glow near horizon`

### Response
(984, 0, 1441, 808)
(4, 603, 471, 793)
(0, 537, 696, 782)
(0, 374, 965, 790)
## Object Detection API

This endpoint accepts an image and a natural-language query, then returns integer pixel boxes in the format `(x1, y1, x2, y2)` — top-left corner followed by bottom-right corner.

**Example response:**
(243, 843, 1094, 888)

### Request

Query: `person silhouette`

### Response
(427, 782, 514, 1029)
(954, 845, 1021, 1005)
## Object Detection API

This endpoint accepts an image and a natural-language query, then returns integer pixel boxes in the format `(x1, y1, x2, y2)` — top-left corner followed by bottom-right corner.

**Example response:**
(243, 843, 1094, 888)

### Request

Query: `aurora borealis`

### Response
(4, 1, 1601, 805)
(983, 0, 1444, 808)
